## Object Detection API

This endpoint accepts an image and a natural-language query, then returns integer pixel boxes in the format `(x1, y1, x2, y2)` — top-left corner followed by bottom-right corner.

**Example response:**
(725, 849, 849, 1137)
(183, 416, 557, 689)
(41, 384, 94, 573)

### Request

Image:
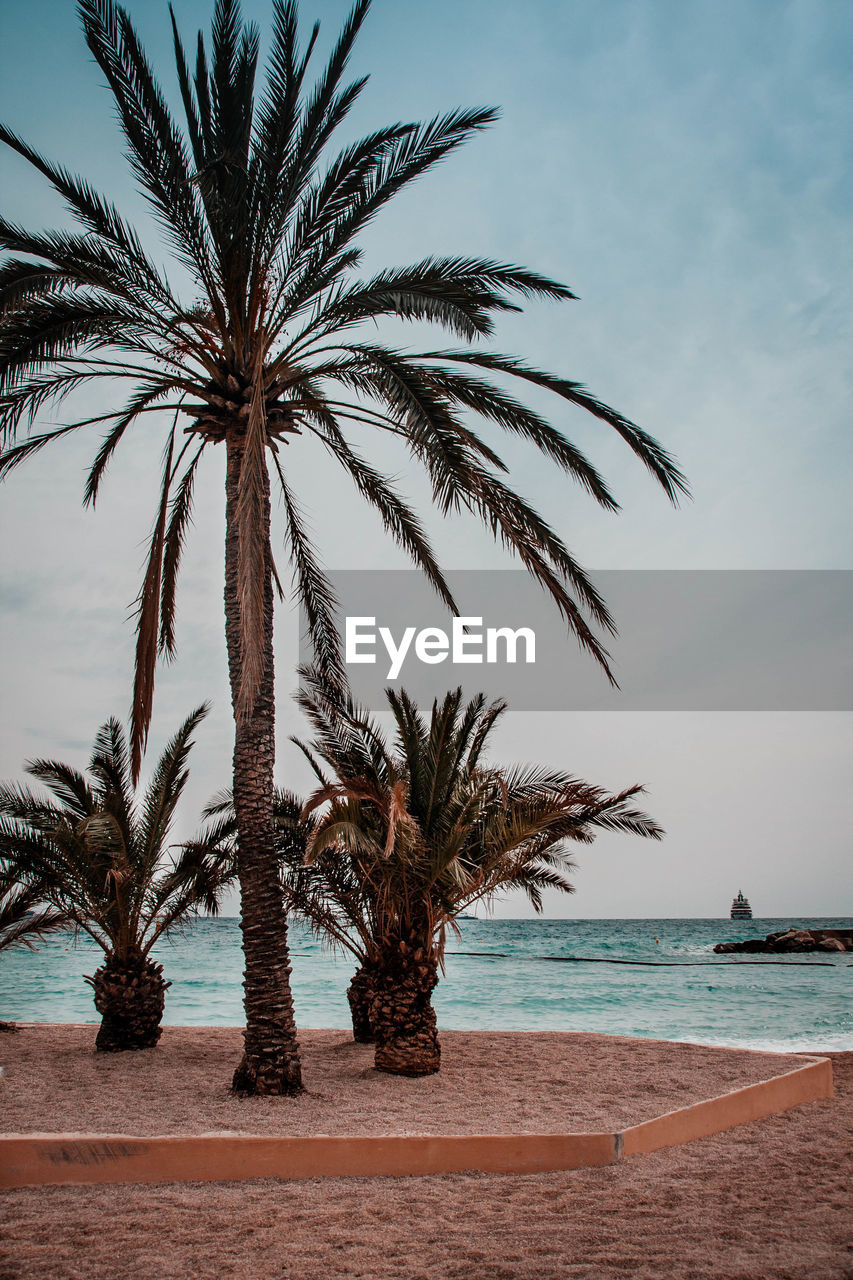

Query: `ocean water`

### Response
(1, 917, 850, 1053)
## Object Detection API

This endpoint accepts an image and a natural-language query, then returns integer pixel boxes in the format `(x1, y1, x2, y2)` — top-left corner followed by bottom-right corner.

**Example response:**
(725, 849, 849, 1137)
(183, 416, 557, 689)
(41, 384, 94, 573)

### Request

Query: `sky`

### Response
(0, 0, 851, 918)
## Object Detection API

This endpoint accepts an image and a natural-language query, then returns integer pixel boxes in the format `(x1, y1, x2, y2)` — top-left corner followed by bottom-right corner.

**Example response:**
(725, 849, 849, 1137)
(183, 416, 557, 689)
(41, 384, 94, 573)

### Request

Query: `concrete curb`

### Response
(0, 1054, 833, 1189)
(619, 1054, 833, 1156)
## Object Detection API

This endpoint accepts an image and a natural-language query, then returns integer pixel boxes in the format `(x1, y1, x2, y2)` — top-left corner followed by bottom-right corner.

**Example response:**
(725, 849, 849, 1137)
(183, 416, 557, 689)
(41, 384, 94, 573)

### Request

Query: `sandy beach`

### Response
(1, 1026, 850, 1279)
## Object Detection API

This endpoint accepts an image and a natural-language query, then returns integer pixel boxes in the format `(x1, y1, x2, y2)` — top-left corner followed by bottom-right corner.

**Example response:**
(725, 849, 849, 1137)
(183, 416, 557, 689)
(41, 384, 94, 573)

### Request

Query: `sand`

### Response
(1, 1025, 850, 1279)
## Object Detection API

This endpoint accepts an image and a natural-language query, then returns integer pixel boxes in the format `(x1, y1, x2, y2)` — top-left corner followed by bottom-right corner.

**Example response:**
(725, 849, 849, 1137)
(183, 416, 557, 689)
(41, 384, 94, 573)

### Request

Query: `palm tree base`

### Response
(347, 964, 376, 1043)
(371, 947, 441, 1076)
(87, 952, 169, 1052)
(231, 1052, 304, 1096)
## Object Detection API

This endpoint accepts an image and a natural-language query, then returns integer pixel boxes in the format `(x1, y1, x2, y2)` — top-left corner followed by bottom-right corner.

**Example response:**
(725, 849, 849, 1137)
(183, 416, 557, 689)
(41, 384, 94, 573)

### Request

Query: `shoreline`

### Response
(6, 1017, 852, 1058)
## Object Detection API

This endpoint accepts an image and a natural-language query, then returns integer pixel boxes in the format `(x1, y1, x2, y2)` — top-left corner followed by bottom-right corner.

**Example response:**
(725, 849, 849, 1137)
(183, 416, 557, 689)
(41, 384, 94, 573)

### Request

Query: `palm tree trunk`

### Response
(86, 948, 169, 1051)
(347, 961, 376, 1043)
(225, 432, 302, 1096)
(370, 935, 440, 1076)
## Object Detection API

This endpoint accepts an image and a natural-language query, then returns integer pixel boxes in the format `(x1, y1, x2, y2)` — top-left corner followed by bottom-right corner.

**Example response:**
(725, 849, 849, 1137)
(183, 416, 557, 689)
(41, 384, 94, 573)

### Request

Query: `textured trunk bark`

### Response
(347, 962, 376, 1043)
(86, 949, 169, 1051)
(370, 935, 440, 1076)
(225, 432, 303, 1096)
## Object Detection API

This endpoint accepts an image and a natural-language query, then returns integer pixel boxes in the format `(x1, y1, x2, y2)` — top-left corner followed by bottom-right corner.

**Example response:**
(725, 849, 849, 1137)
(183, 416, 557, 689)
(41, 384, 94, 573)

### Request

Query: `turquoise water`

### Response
(1, 917, 850, 1053)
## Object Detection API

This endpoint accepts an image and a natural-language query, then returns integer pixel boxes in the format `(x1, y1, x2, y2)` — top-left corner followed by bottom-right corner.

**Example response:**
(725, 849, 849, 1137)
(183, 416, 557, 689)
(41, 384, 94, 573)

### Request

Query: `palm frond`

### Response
(20, 760, 95, 822)
(302, 406, 457, 615)
(84, 381, 175, 507)
(130, 423, 177, 782)
(424, 349, 690, 504)
(272, 450, 345, 690)
(78, 0, 223, 307)
(159, 443, 206, 658)
(136, 704, 210, 885)
(0, 877, 69, 952)
(0, 423, 85, 480)
(291, 682, 663, 966)
(0, 132, 171, 296)
(1, 706, 218, 963)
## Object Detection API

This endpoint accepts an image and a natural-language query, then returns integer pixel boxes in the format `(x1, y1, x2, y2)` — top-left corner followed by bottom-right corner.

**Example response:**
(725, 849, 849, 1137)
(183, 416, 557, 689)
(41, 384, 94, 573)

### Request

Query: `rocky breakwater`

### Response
(714, 928, 852, 954)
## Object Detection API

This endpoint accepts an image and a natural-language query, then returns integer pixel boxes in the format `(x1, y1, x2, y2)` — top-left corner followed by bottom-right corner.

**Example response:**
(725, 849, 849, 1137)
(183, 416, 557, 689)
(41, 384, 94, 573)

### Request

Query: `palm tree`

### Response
(293, 675, 664, 1075)
(0, 706, 226, 1050)
(0, 0, 687, 1092)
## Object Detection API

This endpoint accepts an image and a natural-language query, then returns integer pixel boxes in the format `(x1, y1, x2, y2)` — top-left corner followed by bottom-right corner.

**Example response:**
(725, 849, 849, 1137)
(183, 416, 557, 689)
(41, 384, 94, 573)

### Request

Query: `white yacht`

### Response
(730, 890, 753, 920)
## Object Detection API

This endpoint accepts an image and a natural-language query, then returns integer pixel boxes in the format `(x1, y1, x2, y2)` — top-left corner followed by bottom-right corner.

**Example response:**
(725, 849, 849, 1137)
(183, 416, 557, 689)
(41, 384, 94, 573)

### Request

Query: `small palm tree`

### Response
(294, 675, 664, 1076)
(0, 706, 226, 1050)
(1, 0, 686, 1093)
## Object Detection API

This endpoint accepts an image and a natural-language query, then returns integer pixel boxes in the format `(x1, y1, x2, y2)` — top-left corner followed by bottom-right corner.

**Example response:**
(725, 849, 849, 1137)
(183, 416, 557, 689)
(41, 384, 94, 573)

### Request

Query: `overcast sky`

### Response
(0, 0, 850, 918)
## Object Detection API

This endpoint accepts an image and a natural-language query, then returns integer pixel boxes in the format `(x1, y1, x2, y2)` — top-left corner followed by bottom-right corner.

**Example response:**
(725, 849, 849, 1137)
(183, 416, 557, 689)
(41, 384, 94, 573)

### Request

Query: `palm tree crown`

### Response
(0, 706, 220, 956)
(298, 676, 663, 954)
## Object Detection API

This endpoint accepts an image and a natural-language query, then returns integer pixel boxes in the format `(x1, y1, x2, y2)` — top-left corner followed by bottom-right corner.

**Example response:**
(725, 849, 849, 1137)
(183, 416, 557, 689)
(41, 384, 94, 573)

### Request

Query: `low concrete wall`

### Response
(619, 1055, 833, 1157)
(0, 1131, 619, 1187)
(0, 1055, 832, 1190)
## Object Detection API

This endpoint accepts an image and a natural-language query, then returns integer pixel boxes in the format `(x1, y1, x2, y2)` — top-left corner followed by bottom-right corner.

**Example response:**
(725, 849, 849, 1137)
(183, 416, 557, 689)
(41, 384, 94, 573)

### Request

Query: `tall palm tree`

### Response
(0, 706, 226, 1050)
(293, 675, 663, 1075)
(0, 0, 686, 1092)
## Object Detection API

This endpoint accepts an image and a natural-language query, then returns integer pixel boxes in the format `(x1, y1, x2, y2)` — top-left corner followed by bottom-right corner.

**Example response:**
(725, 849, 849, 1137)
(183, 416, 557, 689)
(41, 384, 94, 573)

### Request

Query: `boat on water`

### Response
(730, 890, 753, 920)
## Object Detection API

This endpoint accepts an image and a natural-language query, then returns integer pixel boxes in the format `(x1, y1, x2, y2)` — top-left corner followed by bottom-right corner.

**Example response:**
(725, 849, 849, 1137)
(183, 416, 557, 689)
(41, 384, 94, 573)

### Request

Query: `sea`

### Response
(2, 917, 850, 1054)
